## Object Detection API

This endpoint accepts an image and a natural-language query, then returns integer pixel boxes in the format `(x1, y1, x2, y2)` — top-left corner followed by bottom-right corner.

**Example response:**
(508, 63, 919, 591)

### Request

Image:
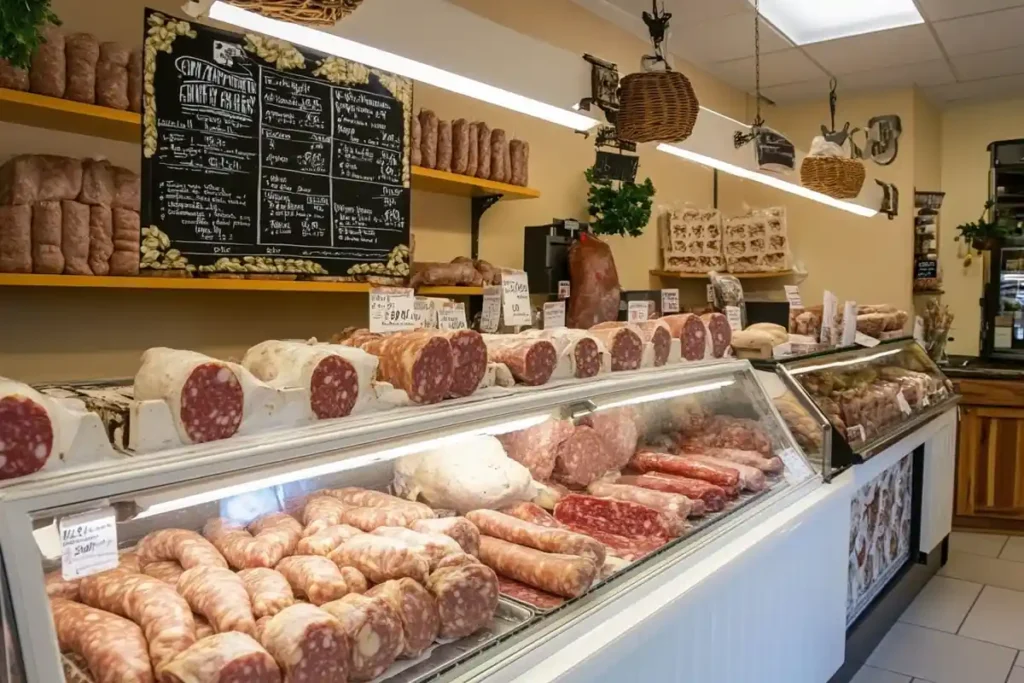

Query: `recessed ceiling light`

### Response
(752, 0, 924, 45)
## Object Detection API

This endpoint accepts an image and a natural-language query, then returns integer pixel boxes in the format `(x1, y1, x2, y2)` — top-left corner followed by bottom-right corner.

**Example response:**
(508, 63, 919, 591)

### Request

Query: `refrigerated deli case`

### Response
(0, 360, 852, 683)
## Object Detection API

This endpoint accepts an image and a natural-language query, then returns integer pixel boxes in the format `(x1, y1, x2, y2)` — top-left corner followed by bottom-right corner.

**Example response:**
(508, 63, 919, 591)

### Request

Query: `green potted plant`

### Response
(584, 167, 656, 238)
(955, 199, 1022, 254)
(0, 0, 60, 69)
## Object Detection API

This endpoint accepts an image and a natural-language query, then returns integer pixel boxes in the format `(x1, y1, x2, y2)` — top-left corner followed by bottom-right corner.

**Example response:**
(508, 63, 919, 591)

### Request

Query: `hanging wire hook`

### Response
(828, 77, 838, 133)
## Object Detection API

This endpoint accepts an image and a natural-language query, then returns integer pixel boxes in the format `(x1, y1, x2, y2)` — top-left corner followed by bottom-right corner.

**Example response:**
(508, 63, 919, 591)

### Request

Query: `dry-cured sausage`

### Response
(371, 526, 463, 569)
(237, 568, 295, 620)
(50, 598, 153, 683)
(466, 509, 605, 565)
(477, 536, 594, 599)
(366, 578, 440, 658)
(629, 450, 740, 493)
(259, 603, 349, 683)
(436, 120, 453, 172)
(426, 562, 500, 639)
(177, 566, 257, 637)
(554, 493, 675, 539)
(136, 529, 228, 570)
(701, 312, 732, 358)
(615, 473, 726, 512)
(320, 594, 404, 681)
(419, 110, 438, 169)
(275, 555, 351, 606)
(157, 632, 280, 683)
(0, 205, 31, 273)
(475, 122, 491, 179)
(328, 534, 431, 584)
(661, 313, 709, 361)
(65, 33, 99, 103)
(410, 517, 481, 556)
(295, 524, 363, 556)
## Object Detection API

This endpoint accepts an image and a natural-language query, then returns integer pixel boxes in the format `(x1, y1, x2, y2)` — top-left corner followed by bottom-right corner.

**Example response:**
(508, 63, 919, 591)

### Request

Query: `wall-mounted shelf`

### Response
(650, 269, 795, 280)
(411, 167, 540, 200)
(0, 273, 483, 296)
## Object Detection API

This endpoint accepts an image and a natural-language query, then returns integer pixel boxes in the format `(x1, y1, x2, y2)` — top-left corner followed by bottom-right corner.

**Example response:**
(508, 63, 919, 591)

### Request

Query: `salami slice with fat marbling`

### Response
(0, 378, 59, 480)
(701, 312, 732, 358)
(587, 324, 643, 371)
(661, 314, 708, 362)
(442, 329, 488, 398)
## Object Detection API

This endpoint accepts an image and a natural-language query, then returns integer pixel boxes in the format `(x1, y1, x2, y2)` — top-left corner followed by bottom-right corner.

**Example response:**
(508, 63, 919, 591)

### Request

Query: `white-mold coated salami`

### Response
(320, 593, 404, 681)
(157, 632, 280, 683)
(259, 603, 349, 683)
(0, 377, 62, 480)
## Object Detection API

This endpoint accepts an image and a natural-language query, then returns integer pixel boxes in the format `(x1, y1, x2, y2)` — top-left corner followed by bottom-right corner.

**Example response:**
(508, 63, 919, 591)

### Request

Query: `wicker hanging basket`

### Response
(617, 70, 700, 144)
(226, 0, 364, 26)
(800, 156, 866, 199)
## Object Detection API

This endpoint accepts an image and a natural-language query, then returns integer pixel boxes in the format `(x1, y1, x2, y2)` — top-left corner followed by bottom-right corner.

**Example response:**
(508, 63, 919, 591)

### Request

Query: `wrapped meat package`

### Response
(96, 42, 130, 110)
(475, 122, 492, 179)
(510, 139, 530, 186)
(30, 26, 65, 98)
(0, 205, 32, 273)
(88, 205, 114, 275)
(419, 109, 438, 169)
(177, 565, 258, 637)
(466, 122, 480, 177)
(0, 58, 29, 90)
(436, 119, 453, 172)
(568, 234, 621, 328)
(108, 208, 140, 275)
(65, 33, 99, 103)
(61, 200, 91, 274)
(32, 200, 64, 274)
(489, 129, 509, 183)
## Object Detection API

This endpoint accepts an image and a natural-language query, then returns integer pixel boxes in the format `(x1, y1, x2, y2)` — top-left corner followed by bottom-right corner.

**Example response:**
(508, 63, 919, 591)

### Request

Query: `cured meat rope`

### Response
(320, 594, 405, 681)
(0, 378, 59, 480)
(366, 578, 441, 658)
(275, 555, 352, 605)
(328, 534, 431, 584)
(157, 632, 280, 683)
(259, 603, 349, 683)
(177, 566, 258, 637)
(427, 562, 500, 639)
(466, 509, 606, 565)
(136, 528, 228, 570)
(237, 568, 296, 619)
(410, 516, 481, 556)
(50, 598, 154, 683)
(587, 325, 643, 371)
(477, 536, 595, 599)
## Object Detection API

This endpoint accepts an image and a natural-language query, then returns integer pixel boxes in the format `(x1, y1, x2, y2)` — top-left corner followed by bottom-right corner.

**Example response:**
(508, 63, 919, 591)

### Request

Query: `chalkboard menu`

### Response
(140, 9, 412, 279)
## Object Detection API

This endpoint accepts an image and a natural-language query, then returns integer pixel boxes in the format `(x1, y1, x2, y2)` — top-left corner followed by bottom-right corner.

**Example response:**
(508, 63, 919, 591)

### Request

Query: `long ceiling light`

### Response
(752, 0, 923, 45)
(207, 1, 600, 132)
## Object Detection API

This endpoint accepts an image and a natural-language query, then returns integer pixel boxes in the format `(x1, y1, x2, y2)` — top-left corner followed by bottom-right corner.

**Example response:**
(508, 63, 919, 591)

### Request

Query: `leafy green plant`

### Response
(0, 0, 60, 70)
(954, 199, 1021, 249)
(584, 167, 656, 238)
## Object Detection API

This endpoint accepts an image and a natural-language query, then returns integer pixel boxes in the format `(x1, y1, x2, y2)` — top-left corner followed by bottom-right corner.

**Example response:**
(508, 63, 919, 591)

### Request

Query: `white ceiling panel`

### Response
(668, 0, 752, 24)
(670, 12, 792, 63)
(707, 49, 827, 90)
(924, 73, 1024, 103)
(916, 0, 1024, 21)
(933, 6, 1024, 56)
(802, 24, 943, 74)
(953, 45, 1024, 81)
(760, 78, 833, 105)
(839, 59, 956, 91)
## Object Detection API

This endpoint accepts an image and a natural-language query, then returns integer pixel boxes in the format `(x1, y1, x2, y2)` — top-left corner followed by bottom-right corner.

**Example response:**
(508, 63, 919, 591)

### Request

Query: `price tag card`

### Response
(563, 219, 580, 233)
(707, 284, 715, 304)
(784, 285, 803, 308)
(661, 288, 680, 314)
(413, 298, 437, 329)
(627, 300, 649, 323)
(369, 288, 415, 333)
(725, 306, 743, 332)
(841, 301, 858, 346)
(913, 315, 925, 347)
(481, 286, 501, 333)
(557, 281, 571, 300)
(855, 331, 881, 348)
(501, 271, 532, 327)
(897, 390, 912, 415)
(778, 447, 814, 483)
(437, 304, 467, 331)
(821, 290, 838, 344)
(846, 424, 866, 443)
(543, 301, 566, 329)
(60, 508, 118, 580)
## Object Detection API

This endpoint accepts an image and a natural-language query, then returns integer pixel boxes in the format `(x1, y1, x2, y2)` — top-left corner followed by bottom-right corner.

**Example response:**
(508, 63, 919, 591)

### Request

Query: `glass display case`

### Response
(983, 237, 1024, 359)
(0, 360, 817, 683)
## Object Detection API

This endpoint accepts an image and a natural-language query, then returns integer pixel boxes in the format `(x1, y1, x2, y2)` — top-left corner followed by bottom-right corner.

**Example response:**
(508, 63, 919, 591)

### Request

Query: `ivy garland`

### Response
(0, 0, 60, 69)
(584, 167, 656, 238)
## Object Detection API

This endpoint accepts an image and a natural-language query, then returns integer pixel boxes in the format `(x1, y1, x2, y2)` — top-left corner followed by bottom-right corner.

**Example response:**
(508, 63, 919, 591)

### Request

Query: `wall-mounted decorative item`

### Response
(878, 180, 900, 220)
(954, 199, 1022, 266)
(865, 115, 902, 166)
(800, 79, 866, 200)
(222, 0, 366, 27)
(585, 167, 656, 238)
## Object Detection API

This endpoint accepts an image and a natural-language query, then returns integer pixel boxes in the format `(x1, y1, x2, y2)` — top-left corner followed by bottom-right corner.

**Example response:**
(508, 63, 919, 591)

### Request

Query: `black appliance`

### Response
(982, 140, 1024, 360)
(523, 219, 584, 296)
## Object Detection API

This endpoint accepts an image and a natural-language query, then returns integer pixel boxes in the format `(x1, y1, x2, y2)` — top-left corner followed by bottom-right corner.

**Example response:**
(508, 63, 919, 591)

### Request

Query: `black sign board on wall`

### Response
(140, 9, 412, 279)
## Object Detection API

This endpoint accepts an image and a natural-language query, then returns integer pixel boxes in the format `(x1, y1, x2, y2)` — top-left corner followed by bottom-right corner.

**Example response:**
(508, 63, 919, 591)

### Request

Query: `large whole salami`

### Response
(0, 378, 60, 479)
(371, 527, 463, 569)
(426, 562, 500, 638)
(586, 481, 694, 533)
(628, 450, 740, 493)
(587, 324, 643, 372)
(237, 568, 295, 619)
(342, 330, 454, 404)
(466, 509, 606, 565)
(521, 328, 605, 379)
(682, 454, 765, 492)
(638, 319, 674, 366)
(275, 555, 352, 606)
(410, 517, 481, 556)
(554, 494, 675, 539)
(259, 603, 349, 683)
(50, 598, 154, 683)
(495, 419, 574, 481)
(482, 336, 557, 386)
(133, 348, 247, 444)
(678, 445, 783, 473)
(567, 234, 621, 328)
(442, 329, 488, 398)
(157, 632, 281, 683)
(477, 536, 595, 599)
(661, 314, 709, 362)
(499, 502, 567, 529)
(615, 473, 727, 512)
(579, 406, 639, 470)
(295, 524, 363, 556)
(328, 534, 431, 584)
(321, 487, 434, 520)
(701, 312, 732, 358)
(320, 594, 404, 681)
(551, 424, 612, 488)
(177, 566, 258, 637)
(366, 578, 440, 658)
(136, 529, 228, 570)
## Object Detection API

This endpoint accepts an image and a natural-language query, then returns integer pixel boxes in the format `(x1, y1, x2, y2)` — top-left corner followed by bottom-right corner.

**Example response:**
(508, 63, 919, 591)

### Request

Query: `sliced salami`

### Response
(0, 378, 59, 479)
(319, 594, 404, 682)
(661, 314, 708, 362)
(426, 562, 500, 638)
(678, 445, 783, 473)
(328, 534, 431, 584)
(156, 632, 280, 683)
(497, 575, 565, 610)
(259, 603, 349, 683)
(586, 481, 693, 533)
(587, 324, 643, 371)
(441, 329, 488, 398)
(551, 424, 612, 488)
(520, 328, 604, 379)
(554, 493, 674, 540)
(466, 509, 605, 565)
(366, 578, 440, 658)
(637, 320, 673, 366)
(342, 330, 454, 404)
(482, 336, 557, 386)
(701, 312, 732, 358)
(682, 454, 766, 492)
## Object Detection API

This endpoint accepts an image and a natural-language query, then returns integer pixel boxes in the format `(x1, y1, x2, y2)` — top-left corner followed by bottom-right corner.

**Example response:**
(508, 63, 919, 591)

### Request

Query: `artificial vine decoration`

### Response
(585, 167, 656, 238)
(0, 0, 60, 69)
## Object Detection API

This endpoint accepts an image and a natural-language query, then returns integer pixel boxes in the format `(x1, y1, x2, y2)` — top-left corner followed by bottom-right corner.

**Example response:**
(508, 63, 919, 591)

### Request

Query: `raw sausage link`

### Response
(259, 603, 349, 683)
(427, 563, 500, 639)
(275, 555, 351, 606)
(45, 569, 80, 600)
(410, 517, 481, 556)
(682, 454, 765, 492)
(50, 597, 153, 683)
(496, 419, 574, 482)
(615, 473, 726, 512)
(586, 481, 694, 533)
(366, 578, 440, 658)
(136, 528, 228, 570)
(156, 632, 280, 683)
(466, 509, 606, 565)
(321, 488, 434, 520)
(371, 526, 463, 569)
(142, 560, 184, 585)
(237, 568, 295, 619)
(203, 514, 302, 570)
(78, 569, 196, 669)
(629, 450, 740, 492)
(342, 505, 423, 532)
(320, 594, 404, 682)
(499, 502, 567, 529)
(177, 566, 257, 637)
(477, 536, 595, 599)
(328, 534, 431, 584)
(554, 493, 676, 539)
(295, 523, 363, 555)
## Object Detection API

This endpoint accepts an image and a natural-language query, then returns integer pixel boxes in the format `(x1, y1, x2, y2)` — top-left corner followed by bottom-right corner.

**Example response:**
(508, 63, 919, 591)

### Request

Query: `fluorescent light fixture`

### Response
(207, 1, 599, 131)
(600, 379, 735, 411)
(788, 348, 904, 375)
(753, 0, 924, 45)
(657, 144, 878, 218)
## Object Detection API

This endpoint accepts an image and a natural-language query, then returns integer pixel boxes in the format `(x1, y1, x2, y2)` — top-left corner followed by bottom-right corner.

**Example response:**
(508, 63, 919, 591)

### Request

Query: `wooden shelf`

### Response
(650, 269, 795, 280)
(410, 166, 540, 200)
(0, 274, 483, 296)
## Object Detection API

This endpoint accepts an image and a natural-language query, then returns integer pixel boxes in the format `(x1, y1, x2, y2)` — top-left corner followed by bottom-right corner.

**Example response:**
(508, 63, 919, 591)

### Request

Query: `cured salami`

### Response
(679, 415, 773, 456)
(497, 575, 564, 610)
(551, 424, 612, 488)
(177, 566, 257, 637)
(520, 328, 604, 379)
(579, 406, 639, 470)
(50, 598, 154, 683)
(0, 378, 59, 479)
(427, 562, 500, 638)
(410, 517, 481, 556)
(678, 446, 783, 474)
(477, 536, 595, 599)
(419, 110, 438, 169)
(638, 319, 674, 366)
(661, 314, 708, 362)
(295, 524, 363, 556)
(499, 502, 567, 529)
(682, 454, 766, 492)
(567, 234, 620, 328)
(342, 330, 454, 404)
(586, 481, 694, 533)
(483, 336, 557, 386)
(554, 493, 675, 539)
(157, 632, 280, 683)
(194, 616, 216, 640)
(242, 341, 377, 420)
(275, 556, 351, 606)
(133, 348, 246, 444)
(321, 487, 434, 520)
(342, 505, 423, 532)
(616, 473, 727, 512)
(466, 509, 605, 565)
(629, 450, 740, 493)
(136, 529, 228, 570)
(371, 526, 463, 569)
(442, 329, 488, 398)
(320, 594, 404, 681)
(45, 569, 80, 600)
(259, 603, 349, 683)
(328, 534, 431, 584)
(701, 312, 732, 358)
(366, 578, 440, 658)
(237, 568, 295, 619)
(300, 496, 350, 536)
(203, 513, 302, 570)
(496, 418, 574, 481)
(475, 122, 491, 179)
(587, 325, 643, 371)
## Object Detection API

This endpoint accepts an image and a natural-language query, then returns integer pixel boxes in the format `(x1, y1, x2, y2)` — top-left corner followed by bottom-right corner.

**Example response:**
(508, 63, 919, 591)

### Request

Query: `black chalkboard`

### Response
(915, 258, 938, 279)
(140, 9, 412, 278)
(593, 151, 639, 183)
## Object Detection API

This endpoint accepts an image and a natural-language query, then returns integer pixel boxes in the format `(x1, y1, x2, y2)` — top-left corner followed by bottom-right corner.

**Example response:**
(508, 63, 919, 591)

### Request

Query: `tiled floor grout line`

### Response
(898, 614, 1020, 652)
(1000, 535, 1012, 559)
(955, 582, 988, 635)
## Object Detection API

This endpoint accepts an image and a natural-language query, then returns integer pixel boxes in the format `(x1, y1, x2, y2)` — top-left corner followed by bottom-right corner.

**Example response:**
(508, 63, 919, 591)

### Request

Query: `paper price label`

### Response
(855, 332, 881, 348)
(841, 301, 858, 347)
(784, 285, 803, 308)
(627, 300, 649, 323)
(913, 315, 925, 348)
(897, 390, 912, 415)
(821, 290, 838, 344)
(543, 301, 566, 329)
(501, 271, 532, 327)
(557, 281, 571, 300)
(438, 304, 467, 331)
(60, 508, 118, 580)
(725, 306, 743, 332)
(661, 288, 680, 314)
(707, 284, 715, 304)
(369, 288, 415, 333)
(846, 424, 866, 443)
(481, 286, 501, 333)
(779, 447, 814, 483)
(413, 298, 436, 329)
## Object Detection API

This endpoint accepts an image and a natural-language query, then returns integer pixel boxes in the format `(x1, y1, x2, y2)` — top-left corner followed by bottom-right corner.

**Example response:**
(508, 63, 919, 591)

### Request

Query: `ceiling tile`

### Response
(934, 6, 1024, 55)
(839, 59, 956, 91)
(924, 73, 1024, 103)
(667, 0, 752, 24)
(953, 45, 1024, 80)
(760, 78, 833, 104)
(916, 0, 1024, 21)
(707, 49, 827, 89)
(802, 24, 943, 74)
(671, 12, 792, 63)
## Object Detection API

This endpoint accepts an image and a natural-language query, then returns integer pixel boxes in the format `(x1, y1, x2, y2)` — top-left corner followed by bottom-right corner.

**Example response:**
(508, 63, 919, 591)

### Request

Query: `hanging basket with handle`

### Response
(617, 70, 700, 144)
(226, 0, 364, 26)
(800, 156, 866, 199)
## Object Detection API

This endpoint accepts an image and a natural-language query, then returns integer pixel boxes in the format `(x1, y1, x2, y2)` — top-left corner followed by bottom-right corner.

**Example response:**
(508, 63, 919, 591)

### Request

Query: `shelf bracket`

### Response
(470, 194, 503, 260)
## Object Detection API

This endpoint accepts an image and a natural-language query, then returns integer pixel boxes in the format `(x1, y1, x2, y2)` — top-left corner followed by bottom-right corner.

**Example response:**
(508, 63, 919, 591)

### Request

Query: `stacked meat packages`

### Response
(415, 110, 530, 186)
(0, 155, 142, 275)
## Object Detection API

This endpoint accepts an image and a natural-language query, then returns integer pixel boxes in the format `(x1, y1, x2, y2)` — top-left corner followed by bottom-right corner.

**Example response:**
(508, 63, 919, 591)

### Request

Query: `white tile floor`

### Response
(858, 531, 1024, 683)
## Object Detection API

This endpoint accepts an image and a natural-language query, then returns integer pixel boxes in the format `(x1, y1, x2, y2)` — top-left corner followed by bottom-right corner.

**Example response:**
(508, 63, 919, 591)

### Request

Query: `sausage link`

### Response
(237, 568, 295, 619)
(410, 517, 480, 556)
(275, 555, 351, 605)
(295, 524, 363, 556)
(328, 534, 430, 584)
(136, 529, 228, 570)
(177, 566, 257, 637)
(466, 509, 605, 565)
(371, 526, 462, 569)
(51, 597, 154, 683)
(477, 536, 596, 599)
(156, 632, 280, 683)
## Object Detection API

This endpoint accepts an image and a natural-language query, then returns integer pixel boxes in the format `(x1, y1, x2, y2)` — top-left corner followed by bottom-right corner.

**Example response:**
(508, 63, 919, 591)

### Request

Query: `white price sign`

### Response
(707, 284, 715, 304)
(481, 286, 501, 333)
(855, 331, 881, 348)
(779, 447, 814, 483)
(897, 390, 912, 415)
(847, 424, 866, 443)
(557, 281, 571, 300)
(784, 285, 802, 308)
(438, 304, 467, 331)
(913, 315, 925, 348)
(661, 288, 680, 314)
(725, 305, 743, 332)
(627, 300, 649, 323)
(841, 301, 858, 347)
(821, 290, 838, 344)
(501, 271, 532, 327)
(543, 301, 566, 329)
(369, 288, 415, 333)
(413, 298, 437, 329)
(60, 508, 119, 580)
